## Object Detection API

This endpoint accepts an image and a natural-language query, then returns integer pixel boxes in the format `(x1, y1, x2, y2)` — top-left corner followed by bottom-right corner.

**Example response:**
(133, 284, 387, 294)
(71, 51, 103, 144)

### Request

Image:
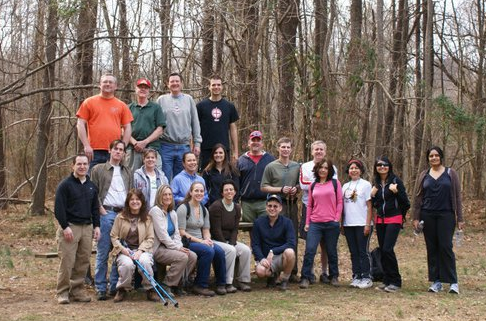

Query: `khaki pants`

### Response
(56, 224, 93, 297)
(213, 241, 252, 284)
(153, 247, 197, 286)
(116, 252, 154, 290)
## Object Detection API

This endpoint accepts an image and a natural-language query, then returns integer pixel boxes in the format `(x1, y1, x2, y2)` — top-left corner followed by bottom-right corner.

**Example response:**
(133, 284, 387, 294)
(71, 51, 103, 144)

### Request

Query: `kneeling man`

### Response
(251, 194, 296, 291)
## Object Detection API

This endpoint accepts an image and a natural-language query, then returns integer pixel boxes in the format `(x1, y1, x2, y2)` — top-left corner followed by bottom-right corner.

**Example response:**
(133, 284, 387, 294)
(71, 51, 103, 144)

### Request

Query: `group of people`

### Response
(53, 71, 465, 305)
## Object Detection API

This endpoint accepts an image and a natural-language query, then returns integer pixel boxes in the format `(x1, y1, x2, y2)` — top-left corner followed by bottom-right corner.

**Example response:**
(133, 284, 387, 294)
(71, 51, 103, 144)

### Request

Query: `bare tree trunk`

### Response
(413, 0, 424, 168)
(201, 1, 215, 93)
(118, 0, 131, 102)
(31, 0, 58, 215)
(276, 0, 300, 137)
(374, 0, 385, 157)
(0, 106, 6, 209)
(158, 0, 171, 82)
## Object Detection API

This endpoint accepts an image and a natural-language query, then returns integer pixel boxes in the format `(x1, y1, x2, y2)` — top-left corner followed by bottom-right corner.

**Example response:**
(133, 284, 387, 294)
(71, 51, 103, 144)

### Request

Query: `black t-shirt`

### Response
(422, 170, 453, 212)
(196, 98, 239, 150)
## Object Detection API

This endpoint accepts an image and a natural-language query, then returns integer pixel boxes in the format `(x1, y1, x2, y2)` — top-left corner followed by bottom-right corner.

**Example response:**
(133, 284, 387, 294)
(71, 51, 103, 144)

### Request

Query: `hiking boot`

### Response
(357, 278, 373, 289)
(266, 274, 277, 288)
(171, 286, 187, 296)
(113, 289, 126, 303)
(225, 284, 238, 294)
(279, 278, 289, 291)
(289, 274, 300, 283)
(97, 291, 107, 301)
(449, 283, 459, 294)
(299, 278, 310, 289)
(319, 273, 330, 284)
(57, 292, 70, 305)
(384, 284, 400, 293)
(192, 286, 215, 297)
(235, 281, 252, 292)
(330, 277, 339, 287)
(215, 285, 227, 295)
(146, 289, 159, 302)
(428, 281, 443, 293)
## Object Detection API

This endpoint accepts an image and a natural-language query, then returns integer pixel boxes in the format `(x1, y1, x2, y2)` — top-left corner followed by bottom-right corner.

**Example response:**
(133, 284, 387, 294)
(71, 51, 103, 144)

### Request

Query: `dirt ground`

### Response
(0, 200, 485, 321)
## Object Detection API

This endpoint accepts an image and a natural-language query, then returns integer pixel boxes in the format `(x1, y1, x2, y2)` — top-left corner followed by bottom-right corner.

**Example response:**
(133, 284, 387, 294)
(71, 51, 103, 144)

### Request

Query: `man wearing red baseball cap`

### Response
(126, 78, 166, 171)
(237, 130, 275, 222)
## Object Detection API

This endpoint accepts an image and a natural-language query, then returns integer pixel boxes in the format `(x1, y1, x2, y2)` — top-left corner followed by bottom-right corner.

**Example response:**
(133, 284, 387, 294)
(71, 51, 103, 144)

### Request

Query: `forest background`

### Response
(0, 0, 485, 214)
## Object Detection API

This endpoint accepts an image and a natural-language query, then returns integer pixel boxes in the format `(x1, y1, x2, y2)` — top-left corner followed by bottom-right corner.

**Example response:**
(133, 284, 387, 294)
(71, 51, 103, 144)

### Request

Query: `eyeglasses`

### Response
(376, 163, 389, 168)
(266, 204, 279, 209)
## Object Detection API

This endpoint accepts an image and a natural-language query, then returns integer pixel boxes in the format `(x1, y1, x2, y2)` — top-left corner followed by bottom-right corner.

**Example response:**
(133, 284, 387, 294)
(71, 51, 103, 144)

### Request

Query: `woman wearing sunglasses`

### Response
(371, 156, 410, 293)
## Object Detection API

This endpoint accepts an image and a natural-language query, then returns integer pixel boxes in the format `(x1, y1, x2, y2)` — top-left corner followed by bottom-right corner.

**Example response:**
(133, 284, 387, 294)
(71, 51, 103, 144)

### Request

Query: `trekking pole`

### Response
(120, 241, 179, 307)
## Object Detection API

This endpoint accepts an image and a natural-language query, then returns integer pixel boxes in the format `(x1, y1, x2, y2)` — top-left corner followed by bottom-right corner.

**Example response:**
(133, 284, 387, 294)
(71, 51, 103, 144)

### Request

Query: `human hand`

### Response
(193, 146, 201, 156)
(132, 250, 143, 261)
(83, 145, 93, 162)
(389, 183, 398, 194)
(304, 224, 309, 232)
(458, 221, 465, 230)
(364, 226, 371, 236)
(93, 227, 101, 241)
(63, 227, 74, 242)
(371, 186, 378, 197)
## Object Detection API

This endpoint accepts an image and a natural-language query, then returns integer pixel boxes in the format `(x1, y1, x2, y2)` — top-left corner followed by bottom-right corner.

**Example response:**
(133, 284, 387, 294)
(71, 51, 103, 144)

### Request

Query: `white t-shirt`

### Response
(103, 166, 127, 208)
(342, 178, 372, 226)
(148, 173, 158, 208)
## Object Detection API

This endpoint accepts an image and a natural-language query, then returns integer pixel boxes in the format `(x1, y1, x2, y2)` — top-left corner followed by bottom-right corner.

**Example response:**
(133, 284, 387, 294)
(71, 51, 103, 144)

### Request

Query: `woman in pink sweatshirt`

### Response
(299, 159, 343, 289)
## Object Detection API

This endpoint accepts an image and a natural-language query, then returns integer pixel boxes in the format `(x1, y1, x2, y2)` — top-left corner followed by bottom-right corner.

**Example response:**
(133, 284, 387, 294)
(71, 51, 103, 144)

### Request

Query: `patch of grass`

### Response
(20, 218, 56, 238)
(0, 246, 14, 269)
(16, 315, 45, 321)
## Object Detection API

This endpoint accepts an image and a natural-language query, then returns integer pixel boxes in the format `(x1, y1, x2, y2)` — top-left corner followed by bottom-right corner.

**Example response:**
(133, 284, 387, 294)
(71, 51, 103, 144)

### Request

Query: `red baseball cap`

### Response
(249, 130, 263, 140)
(136, 78, 151, 88)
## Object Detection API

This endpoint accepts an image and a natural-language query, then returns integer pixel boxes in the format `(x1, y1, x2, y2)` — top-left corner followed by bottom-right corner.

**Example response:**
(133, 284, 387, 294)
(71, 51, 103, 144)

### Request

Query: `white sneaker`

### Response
(449, 283, 459, 294)
(357, 278, 373, 289)
(428, 281, 443, 293)
(349, 278, 360, 288)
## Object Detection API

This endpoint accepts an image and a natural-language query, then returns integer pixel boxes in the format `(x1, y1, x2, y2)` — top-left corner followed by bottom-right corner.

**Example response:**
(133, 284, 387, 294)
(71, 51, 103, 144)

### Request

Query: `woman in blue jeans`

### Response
(299, 159, 343, 289)
(371, 156, 410, 293)
(176, 182, 226, 297)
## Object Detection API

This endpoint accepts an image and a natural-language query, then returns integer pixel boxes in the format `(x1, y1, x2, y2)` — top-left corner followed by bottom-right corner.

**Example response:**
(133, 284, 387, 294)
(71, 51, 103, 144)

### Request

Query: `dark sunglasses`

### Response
(376, 163, 389, 168)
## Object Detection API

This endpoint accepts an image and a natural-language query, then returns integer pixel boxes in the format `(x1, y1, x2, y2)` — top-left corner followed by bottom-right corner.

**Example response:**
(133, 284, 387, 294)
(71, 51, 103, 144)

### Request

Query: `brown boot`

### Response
(113, 289, 126, 303)
(192, 285, 215, 297)
(146, 289, 159, 302)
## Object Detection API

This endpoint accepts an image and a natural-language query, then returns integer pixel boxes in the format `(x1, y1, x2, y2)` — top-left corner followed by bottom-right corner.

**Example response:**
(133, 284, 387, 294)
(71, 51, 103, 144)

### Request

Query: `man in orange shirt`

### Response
(76, 74, 133, 169)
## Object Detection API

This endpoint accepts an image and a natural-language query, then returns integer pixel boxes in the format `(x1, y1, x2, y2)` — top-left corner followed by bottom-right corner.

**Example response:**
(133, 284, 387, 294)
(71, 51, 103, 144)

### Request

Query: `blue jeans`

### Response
(159, 142, 190, 182)
(188, 242, 226, 288)
(95, 210, 118, 292)
(344, 226, 373, 279)
(301, 221, 340, 280)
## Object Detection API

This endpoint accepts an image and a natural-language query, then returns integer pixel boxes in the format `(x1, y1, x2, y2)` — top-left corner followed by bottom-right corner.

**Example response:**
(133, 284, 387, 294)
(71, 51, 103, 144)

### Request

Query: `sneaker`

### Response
(235, 281, 252, 292)
(215, 285, 227, 295)
(330, 277, 339, 287)
(428, 281, 443, 293)
(71, 293, 91, 302)
(192, 286, 215, 297)
(376, 283, 388, 290)
(384, 284, 400, 293)
(357, 278, 373, 289)
(449, 283, 459, 294)
(146, 289, 159, 302)
(113, 289, 126, 303)
(97, 291, 107, 301)
(288, 274, 300, 283)
(57, 292, 70, 305)
(226, 284, 238, 294)
(299, 278, 310, 289)
(319, 273, 330, 284)
(349, 277, 360, 288)
(279, 278, 289, 291)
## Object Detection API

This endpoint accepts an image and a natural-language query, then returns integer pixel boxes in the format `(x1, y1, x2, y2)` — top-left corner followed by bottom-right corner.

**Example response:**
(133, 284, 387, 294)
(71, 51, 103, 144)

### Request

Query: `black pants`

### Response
(344, 226, 373, 279)
(375, 223, 402, 287)
(421, 211, 457, 284)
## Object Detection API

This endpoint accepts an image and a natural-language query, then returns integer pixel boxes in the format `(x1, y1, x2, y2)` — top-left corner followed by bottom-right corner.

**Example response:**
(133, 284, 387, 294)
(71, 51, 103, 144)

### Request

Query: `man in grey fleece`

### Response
(157, 72, 202, 181)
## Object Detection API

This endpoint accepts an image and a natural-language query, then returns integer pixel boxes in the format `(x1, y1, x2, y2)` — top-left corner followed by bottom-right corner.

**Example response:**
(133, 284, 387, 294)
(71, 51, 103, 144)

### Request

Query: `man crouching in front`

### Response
(251, 194, 296, 291)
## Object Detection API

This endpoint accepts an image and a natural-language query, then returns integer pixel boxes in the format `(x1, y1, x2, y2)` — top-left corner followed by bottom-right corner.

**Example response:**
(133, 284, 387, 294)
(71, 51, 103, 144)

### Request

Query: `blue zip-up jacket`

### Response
(251, 215, 296, 262)
(237, 151, 275, 201)
(170, 170, 208, 205)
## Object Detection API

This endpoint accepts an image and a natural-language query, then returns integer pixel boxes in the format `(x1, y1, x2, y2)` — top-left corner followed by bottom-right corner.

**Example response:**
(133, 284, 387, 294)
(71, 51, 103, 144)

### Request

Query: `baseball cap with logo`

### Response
(136, 78, 151, 88)
(249, 130, 263, 140)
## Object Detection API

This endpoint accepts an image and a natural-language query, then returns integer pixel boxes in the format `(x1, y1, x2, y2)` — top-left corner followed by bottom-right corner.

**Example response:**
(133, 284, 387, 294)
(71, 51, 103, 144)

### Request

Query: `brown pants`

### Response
(153, 246, 197, 287)
(56, 224, 93, 297)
